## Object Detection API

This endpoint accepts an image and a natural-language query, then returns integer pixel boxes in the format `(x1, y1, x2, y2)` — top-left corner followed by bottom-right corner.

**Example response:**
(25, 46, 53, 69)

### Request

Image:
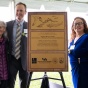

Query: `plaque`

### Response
(27, 12, 68, 71)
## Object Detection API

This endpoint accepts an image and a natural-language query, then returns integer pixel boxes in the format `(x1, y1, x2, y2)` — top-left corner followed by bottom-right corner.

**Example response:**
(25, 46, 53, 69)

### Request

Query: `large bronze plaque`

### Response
(27, 12, 68, 71)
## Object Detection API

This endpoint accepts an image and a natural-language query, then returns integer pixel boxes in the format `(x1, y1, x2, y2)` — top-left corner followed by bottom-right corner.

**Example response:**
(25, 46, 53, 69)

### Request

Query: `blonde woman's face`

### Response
(0, 26, 5, 37)
(73, 18, 84, 33)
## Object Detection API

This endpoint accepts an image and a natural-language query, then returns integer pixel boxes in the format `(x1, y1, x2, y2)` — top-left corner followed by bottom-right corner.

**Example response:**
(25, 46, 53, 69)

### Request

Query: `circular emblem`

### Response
(52, 58, 58, 64)
(59, 57, 64, 64)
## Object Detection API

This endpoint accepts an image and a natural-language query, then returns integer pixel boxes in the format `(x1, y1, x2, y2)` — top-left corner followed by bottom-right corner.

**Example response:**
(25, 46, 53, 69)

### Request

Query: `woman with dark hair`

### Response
(0, 21, 10, 88)
(68, 17, 88, 88)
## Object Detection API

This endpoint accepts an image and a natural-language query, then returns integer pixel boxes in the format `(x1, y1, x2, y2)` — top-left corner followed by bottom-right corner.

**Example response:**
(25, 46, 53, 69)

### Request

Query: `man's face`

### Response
(15, 4, 26, 21)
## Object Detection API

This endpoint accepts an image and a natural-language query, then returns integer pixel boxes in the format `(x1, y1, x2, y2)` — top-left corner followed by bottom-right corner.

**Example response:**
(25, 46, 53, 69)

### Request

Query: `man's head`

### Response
(15, 2, 27, 21)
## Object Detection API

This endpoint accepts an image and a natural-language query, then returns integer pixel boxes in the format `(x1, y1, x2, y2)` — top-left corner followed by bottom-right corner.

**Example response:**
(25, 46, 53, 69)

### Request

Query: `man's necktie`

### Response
(15, 23, 21, 59)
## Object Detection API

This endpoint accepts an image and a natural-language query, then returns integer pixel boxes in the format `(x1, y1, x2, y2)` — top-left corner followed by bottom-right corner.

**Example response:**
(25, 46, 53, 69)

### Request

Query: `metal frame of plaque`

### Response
(27, 12, 68, 72)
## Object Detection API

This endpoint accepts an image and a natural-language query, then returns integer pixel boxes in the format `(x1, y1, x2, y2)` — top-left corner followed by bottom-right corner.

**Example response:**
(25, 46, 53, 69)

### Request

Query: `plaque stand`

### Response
(27, 72, 66, 88)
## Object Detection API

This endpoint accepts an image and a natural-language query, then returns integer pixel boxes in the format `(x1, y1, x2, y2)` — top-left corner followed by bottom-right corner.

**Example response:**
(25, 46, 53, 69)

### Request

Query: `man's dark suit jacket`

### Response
(6, 20, 28, 70)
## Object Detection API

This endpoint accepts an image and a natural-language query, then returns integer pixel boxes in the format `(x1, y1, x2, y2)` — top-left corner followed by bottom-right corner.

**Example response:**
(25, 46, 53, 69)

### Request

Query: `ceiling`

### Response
(0, 0, 88, 12)
(0, 0, 10, 7)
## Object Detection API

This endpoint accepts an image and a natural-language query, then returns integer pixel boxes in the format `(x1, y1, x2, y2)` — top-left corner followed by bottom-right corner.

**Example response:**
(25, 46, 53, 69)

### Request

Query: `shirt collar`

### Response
(16, 19, 24, 25)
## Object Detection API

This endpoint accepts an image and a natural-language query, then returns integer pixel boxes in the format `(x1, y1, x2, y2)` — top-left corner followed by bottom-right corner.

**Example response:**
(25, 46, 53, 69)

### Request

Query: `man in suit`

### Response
(6, 2, 31, 88)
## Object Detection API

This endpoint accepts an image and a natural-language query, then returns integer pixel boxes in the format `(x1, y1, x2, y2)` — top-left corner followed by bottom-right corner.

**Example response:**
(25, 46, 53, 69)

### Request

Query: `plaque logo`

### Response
(52, 58, 58, 64)
(59, 57, 64, 64)
(42, 58, 47, 61)
(32, 58, 37, 64)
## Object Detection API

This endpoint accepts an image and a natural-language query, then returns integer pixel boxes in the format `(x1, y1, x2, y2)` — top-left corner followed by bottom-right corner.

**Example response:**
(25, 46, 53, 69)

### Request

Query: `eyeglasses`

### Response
(74, 22, 84, 26)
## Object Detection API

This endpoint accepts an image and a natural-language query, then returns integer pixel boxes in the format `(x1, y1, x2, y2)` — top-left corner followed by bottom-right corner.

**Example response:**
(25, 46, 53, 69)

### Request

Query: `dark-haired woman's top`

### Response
(0, 38, 8, 80)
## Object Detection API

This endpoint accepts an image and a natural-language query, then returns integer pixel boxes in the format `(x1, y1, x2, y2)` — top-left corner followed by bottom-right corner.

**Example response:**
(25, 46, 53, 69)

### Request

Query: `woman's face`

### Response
(73, 18, 84, 34)
(0, 26, 5, 37)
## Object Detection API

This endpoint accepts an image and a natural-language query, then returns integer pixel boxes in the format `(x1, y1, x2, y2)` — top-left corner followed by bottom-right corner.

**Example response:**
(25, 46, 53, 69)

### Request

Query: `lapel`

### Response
(11, 21, 15, 34)
(8, 21, 15, 42)
(73, 34, 88, 51)
(21, 21, 27, 46)
(69, 34, 87, 49)
(74, 34, 87, 45)
(22, 21, 27, 33)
